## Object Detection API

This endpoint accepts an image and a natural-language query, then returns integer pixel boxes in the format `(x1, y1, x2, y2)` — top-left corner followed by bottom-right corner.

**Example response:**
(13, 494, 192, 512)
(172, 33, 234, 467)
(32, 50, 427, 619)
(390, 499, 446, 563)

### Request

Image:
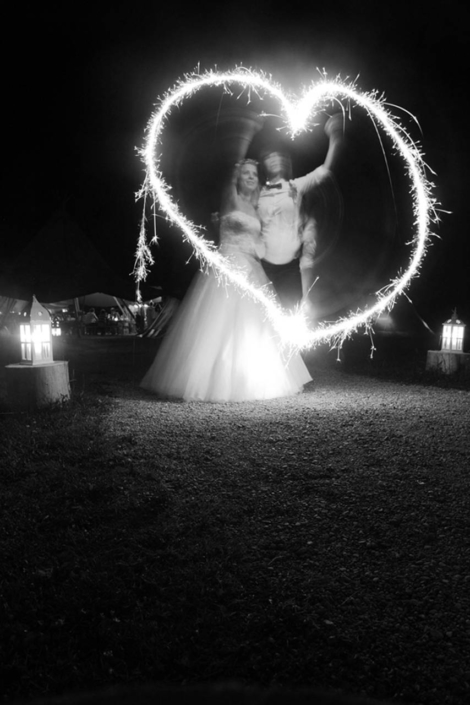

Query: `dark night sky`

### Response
(2, 1, 469, 327)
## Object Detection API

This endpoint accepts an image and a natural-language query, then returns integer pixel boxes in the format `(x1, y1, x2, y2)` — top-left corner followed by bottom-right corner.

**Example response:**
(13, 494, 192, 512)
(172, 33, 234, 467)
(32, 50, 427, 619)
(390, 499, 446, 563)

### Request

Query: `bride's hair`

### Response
(238, 158, 258, 168)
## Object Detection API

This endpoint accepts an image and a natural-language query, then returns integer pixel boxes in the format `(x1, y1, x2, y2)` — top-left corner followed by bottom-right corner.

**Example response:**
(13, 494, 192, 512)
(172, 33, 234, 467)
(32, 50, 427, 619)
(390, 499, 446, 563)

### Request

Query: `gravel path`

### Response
(97, 365, 470, 704)
(2, 332, 469, 704)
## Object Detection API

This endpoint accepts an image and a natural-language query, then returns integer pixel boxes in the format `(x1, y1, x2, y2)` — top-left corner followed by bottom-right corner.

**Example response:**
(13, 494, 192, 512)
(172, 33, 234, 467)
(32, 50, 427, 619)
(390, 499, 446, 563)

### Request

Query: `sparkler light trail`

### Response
(135, 67, 437, 351)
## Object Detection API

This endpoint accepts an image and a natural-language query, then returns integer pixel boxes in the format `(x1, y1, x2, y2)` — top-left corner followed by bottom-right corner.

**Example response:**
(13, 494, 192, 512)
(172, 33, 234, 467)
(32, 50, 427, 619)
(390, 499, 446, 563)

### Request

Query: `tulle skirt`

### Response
(140, 263, 311, 402)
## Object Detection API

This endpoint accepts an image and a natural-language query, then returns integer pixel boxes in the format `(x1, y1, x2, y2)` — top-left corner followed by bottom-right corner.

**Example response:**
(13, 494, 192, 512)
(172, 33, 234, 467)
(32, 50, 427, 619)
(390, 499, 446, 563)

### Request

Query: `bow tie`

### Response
(265, 182, 283, 190)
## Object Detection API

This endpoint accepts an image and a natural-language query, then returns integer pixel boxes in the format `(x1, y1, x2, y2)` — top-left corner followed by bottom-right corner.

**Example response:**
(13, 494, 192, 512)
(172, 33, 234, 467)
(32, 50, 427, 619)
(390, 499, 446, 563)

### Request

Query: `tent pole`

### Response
(113, 296, 126, 318)
(74, 297, 82, 337)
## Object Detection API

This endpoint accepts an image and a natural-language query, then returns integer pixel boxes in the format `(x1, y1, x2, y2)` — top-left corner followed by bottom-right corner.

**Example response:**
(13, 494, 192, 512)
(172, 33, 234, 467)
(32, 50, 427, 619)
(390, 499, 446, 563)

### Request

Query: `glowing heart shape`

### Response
(136, 68, 436, 350)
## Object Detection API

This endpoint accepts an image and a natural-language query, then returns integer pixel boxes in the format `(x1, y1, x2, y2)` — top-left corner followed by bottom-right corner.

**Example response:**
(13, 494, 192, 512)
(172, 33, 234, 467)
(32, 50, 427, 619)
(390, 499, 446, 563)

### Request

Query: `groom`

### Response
(253, 114, 344, 313)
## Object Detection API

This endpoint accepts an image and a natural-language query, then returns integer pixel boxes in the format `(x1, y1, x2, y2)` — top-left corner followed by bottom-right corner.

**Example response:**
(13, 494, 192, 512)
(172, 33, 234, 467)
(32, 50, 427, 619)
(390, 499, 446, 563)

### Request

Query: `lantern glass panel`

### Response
(20, 324, 32, 361)
(32, 324, 42, 355)
(20, 324, 31, 343)
(442, 325, 451, 350)
(452, 326, 464, 351)
(31, 324, 52, 361)
(442, 322, 465, 352)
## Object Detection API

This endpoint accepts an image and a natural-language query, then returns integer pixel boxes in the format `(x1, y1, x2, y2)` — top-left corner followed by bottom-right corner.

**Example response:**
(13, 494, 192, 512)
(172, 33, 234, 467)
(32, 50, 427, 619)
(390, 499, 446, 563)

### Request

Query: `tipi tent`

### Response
(0, 210, 141, 303)
(0, 210, 160, 334)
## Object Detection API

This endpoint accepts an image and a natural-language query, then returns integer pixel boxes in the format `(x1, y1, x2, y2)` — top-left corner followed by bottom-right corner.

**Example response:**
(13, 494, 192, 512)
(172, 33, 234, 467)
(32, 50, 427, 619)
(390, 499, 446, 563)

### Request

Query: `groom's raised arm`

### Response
(296, 113, 345, 194)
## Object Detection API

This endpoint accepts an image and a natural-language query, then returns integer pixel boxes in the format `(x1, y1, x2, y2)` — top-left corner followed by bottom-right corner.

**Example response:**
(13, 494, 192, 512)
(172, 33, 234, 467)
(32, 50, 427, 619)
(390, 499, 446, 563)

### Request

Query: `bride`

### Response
(140, 159, 312, 402)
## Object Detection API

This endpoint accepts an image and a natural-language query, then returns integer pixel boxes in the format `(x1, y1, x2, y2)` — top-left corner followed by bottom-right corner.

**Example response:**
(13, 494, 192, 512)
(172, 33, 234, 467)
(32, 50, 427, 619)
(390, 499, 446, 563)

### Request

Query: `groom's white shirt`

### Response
(258, 165, 335, 269)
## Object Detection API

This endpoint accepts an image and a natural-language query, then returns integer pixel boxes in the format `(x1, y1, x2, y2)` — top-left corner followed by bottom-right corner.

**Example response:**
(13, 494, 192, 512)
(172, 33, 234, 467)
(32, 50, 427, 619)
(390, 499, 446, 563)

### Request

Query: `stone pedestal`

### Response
(426, 350, 470, 375)
(5, 361, 70, 410)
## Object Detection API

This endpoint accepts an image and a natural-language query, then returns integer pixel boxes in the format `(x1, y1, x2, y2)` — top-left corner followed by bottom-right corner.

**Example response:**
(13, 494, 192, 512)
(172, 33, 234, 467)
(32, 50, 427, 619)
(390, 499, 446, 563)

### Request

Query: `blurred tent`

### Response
(0, 210, 148, 302)
(0, 210, 159, 329)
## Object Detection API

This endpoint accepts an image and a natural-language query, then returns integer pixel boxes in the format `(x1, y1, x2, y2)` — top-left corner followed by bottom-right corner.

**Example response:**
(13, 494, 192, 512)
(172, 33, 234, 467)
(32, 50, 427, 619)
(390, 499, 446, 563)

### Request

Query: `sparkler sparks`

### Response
(135, 67, 437, 351)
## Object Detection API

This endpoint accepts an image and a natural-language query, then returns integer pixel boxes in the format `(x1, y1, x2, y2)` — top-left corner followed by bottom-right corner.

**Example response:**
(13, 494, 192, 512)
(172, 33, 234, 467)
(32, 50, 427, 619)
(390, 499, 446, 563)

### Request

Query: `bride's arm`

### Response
(219, 163, 241, 216)
(220, 117, 264, 215)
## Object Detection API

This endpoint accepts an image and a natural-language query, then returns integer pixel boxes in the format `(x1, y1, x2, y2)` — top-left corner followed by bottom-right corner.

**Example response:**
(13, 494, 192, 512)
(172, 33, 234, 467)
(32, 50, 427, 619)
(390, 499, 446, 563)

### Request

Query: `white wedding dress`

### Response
(140, 211, 312, 401)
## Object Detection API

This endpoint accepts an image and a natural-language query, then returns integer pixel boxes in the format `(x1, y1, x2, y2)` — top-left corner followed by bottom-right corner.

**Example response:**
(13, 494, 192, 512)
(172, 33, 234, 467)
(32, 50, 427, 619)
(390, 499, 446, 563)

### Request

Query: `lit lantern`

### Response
(441, 310, 466, 352)
(19, 295, 53, 365)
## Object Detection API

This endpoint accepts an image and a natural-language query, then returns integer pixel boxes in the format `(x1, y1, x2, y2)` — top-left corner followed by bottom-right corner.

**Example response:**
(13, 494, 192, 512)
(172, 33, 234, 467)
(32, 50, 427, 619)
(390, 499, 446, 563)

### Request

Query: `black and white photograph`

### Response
(1, 3, 469, 704)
